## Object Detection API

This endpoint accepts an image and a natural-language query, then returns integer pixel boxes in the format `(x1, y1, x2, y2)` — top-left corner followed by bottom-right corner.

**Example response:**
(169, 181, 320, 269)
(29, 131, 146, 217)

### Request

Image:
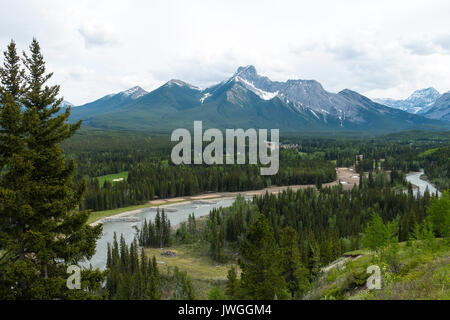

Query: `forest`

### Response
(0, 38, 448, 301)
(127, 172, 448, 299)
(63, 129, 449, 212)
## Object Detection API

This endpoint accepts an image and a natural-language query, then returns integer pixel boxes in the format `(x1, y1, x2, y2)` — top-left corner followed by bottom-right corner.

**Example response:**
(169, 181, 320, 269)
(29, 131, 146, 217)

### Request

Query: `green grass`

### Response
(343, 249, 371, 257)
(96, 171, 128, 186)
(145, 242, 238, 299)
(307, 240, 449, 300)
(146, 243, 237, 281)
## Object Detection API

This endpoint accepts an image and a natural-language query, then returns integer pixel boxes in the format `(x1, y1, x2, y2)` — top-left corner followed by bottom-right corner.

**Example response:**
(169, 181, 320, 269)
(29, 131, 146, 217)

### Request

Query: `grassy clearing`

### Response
(96, 171, 128, 186)
(145, 243, 237, 281)
(145, 242, 238, 299)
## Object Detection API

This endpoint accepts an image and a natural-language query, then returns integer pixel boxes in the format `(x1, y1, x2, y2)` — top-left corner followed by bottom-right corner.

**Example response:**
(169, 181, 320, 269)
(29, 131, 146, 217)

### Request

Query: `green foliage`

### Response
(168, 266, 195, 300)
(426, 190, 450, 238)
(106, 234, 161, 300)
(278, 226, 310, 298)
(238, 215, 288, 300)
(361, 212, 399, 251)
(175, 213, 201, 244)
(225, 265, 240, 299)
(0, 39, 103, 299)
(136, 209, 171, 248)
(207, 286, 227, 300)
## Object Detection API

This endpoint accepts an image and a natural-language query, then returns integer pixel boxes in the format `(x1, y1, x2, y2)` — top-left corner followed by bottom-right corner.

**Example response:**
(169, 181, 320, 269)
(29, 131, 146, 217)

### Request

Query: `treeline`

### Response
(195, 172, 436, 298)
(282, 131, 449, 182)
(420, 146, 450, 190)
(63, 129, 172, 177)
(225, 183, 446, 300)
(68, 129, 449, 212)
(106, 234, 195, 300)
(136, 209, 171, 248)
(81, 158, 336, 212)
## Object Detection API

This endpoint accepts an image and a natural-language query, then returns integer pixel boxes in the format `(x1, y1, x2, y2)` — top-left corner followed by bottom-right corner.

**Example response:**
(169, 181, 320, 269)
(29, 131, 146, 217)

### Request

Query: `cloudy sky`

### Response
(1, 0, 450, 105)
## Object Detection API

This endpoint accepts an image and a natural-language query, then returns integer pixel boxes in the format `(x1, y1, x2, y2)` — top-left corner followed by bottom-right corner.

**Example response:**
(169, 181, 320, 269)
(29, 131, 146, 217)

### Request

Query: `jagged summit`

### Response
(375, 87, 443, 115)
(407, 87, 440, 101)
(68, 66, 448, 131)
(234, 65, 258, 77)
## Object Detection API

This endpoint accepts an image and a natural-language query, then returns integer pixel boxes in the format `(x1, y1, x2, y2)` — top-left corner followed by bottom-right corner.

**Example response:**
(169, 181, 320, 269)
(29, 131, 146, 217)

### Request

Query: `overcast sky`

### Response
(1, 0, 450, 105)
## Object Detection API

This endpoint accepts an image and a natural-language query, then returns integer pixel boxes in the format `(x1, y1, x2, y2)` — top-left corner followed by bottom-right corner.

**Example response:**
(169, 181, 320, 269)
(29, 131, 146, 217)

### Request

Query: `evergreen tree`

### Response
(426, 190, 450, 238)
(0, 40, 25, 165)
(278, 226, 310, 298)
(361, 212, 398, 251)
(225, 265, 239, 299)
(238, 215, 287, 299)
(0, 39, 103, 299)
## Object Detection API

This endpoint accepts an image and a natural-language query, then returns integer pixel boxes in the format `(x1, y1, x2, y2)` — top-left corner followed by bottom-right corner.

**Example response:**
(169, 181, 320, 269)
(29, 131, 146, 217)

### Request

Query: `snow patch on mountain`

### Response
(200, 93, 211, 103)
(375, 88, 441, 114)
(309, 109, 319, 119)
(166, 79, 201, 91)
(121, 86, 147, 99)
(234, 76, 278, 100)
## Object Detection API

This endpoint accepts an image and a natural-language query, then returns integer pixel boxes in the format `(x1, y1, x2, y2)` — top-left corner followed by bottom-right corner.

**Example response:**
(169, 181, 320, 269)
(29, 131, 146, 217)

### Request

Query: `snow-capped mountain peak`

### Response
(233, 76, 279, 100)
(375, 87, 442, 114)
(121, 86, 148, 99)
(406, 87, 440, 101)
(233, 65, 258, 78)
(166, 79, 201, 91)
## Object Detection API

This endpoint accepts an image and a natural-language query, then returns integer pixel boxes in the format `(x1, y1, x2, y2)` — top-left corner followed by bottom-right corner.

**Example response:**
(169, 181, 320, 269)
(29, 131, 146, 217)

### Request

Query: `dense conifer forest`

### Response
(0, 39, 448, 301)
(62, 129, 449, 212)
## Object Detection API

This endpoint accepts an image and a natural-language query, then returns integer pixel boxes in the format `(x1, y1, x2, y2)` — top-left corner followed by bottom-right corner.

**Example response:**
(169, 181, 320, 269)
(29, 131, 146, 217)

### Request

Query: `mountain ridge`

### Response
(68, 66, 449, 132)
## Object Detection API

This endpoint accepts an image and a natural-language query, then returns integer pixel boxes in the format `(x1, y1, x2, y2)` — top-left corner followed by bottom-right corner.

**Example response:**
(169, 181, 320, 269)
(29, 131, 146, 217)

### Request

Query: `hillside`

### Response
(306, 241, 449, 300)
(424, 92, 450, 122)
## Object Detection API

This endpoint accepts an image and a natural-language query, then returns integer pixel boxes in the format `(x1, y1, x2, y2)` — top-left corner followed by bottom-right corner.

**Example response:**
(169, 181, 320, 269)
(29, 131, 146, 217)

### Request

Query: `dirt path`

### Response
(321, 254, 363, 273)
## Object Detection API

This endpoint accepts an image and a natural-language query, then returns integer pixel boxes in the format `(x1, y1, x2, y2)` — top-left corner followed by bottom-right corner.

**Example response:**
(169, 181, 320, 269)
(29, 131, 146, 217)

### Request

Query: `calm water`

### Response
(83, 197, 240, 270)
(406, 169, 441, 197)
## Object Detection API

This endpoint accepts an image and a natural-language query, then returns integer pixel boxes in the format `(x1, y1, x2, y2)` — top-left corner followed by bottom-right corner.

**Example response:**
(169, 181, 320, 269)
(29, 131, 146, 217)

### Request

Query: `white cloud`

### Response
(78, 25, 119, 48)
(1, 0, 449, 104)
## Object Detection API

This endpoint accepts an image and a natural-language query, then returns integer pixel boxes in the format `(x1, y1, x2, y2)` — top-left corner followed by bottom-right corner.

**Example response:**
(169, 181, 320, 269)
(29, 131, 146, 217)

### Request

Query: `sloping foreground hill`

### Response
(305, 240, 449, 300)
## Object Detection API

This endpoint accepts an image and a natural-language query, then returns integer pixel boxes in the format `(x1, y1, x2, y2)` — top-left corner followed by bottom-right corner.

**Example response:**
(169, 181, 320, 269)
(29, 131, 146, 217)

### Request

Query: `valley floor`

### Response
(89, 167, 360, 226)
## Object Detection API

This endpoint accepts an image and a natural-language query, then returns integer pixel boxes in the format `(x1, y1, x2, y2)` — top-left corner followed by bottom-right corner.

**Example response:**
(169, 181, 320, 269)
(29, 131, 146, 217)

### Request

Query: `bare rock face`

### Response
(68, 65, 448, 132)
(375, 87, 441, 114)
(424, 92, 450, 121)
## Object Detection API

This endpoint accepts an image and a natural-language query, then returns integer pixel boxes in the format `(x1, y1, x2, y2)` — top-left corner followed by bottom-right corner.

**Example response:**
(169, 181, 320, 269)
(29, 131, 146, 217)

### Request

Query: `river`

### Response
(406, 169, 441, 197)
(83, 197, 241, 270)
(84, 170, 440, 270)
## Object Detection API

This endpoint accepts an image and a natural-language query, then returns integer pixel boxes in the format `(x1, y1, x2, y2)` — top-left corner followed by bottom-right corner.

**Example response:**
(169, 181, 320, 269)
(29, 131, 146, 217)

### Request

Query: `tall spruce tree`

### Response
(0, 40, 25, 167)
(0, 39, 103, 299)
(238, 214, 287, 299)
(225, 265, 240, 299)
(278, 226, 310, 298)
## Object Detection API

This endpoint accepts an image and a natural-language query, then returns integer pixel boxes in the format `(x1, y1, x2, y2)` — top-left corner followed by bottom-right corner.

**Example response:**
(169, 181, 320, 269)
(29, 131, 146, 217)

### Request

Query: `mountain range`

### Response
(375, 88, 450, 121)
(66, 66, 449, 132)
